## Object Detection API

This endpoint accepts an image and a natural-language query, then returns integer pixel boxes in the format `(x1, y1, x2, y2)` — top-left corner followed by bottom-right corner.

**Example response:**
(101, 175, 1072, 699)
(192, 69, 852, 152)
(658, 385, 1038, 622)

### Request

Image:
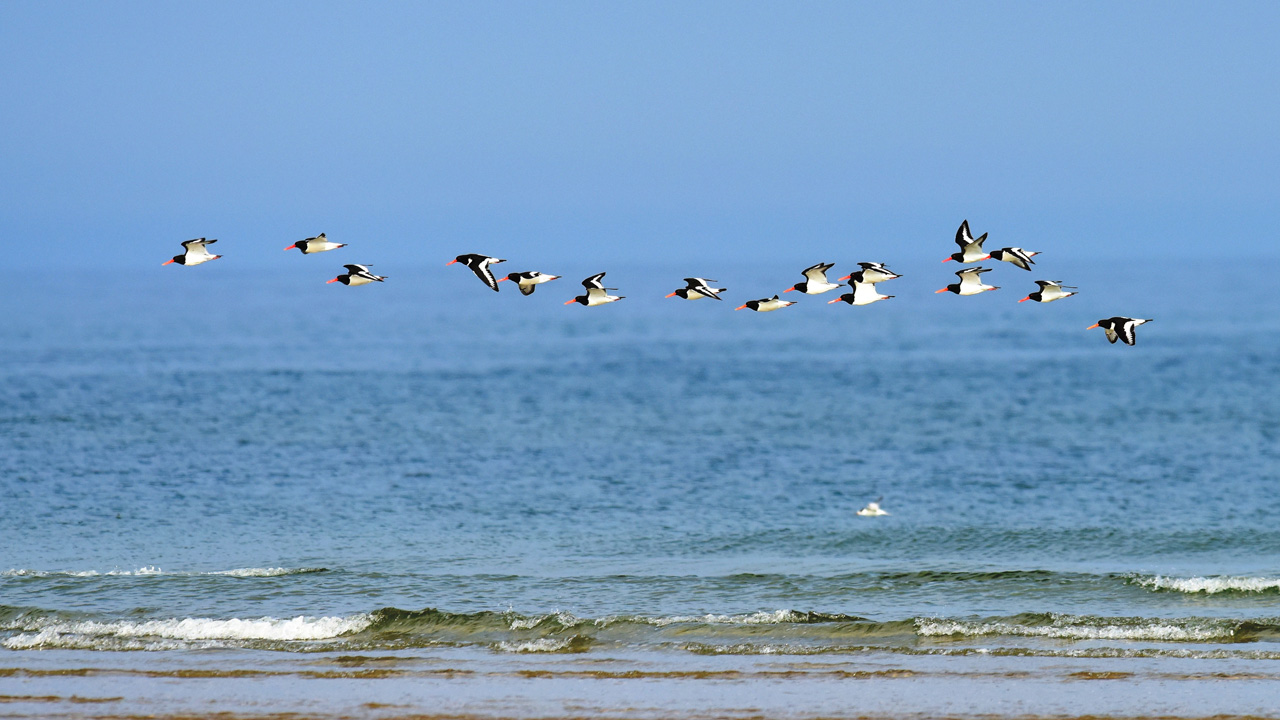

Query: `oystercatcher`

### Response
(1018, 280, 1077, 303)
(565, 272, 624, 306)
(1087, 317, 1152, 346)
(785, 263, 840, 295)
(500, 271, 560, 296)
(944, 220, 990, 264)
(936, 266, 999, 295)
(285, 233, 346, 254)
(666, 278, 726, 300)
(326, 264, 386, 286)
(448, 254, 505, 291)
(162, 238, 221, 266)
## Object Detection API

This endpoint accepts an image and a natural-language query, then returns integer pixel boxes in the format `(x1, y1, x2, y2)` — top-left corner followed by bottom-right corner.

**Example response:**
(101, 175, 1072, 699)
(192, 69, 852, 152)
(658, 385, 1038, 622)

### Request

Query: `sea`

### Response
(2, 254, 1279, 719)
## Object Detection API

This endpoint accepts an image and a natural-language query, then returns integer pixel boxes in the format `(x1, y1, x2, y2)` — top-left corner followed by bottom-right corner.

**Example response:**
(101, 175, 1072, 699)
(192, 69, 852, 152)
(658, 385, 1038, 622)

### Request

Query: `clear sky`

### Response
(2, 1, 1277, 270)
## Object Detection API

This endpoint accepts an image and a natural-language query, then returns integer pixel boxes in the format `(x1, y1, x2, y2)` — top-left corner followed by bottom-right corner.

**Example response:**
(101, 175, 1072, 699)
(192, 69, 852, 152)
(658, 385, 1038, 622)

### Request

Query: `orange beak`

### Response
(1086, 323, 1100, 329)
(734, 304, 748, 310)
(162, 259, 175, 265)
(564, 299, 577, 305)
(827, 298, 842, 304)
(1018, 296, 1031, 302)
(326, 278, 340, 284)
(942, 257, 952, 263)
(446, 259, 457, 265)
(837, 275, 851, 281)
(783, 287, 795, 293)
(497, 277, 509, 282)
(935, 288, 949, 293)
(283, 245, 297, 251)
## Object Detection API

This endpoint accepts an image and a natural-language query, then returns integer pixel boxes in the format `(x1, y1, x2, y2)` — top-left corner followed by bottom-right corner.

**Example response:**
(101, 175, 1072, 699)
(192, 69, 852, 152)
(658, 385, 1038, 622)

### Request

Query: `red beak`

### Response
(563, 298, 577, 305)
(1018, 296, 1031, 302)
(837, 275, 851, 281)
(497, 277, 509, 282)
(783, 287, 795, 293)
(162, 259, 175, 265)
(935, 288, 949, 293)
(942, 257, 952, 263)
(326, 278, 340, 284)
(446, 259, 457, 265)
(283, 245, 297, 251)
(827, 298, 842, 304)
(665, 292, 678, 298)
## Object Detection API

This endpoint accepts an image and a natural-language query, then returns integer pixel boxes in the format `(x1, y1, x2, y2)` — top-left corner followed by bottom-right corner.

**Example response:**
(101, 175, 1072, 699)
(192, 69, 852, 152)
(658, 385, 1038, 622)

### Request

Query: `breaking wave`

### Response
(1131, 574, 1280, 595)
(5, 606, 1279, 653)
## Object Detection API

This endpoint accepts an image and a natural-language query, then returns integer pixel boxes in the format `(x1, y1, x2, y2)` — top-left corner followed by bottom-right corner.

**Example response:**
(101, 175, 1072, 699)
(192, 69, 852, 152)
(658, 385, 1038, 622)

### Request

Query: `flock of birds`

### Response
(163, 221, 1154, 346)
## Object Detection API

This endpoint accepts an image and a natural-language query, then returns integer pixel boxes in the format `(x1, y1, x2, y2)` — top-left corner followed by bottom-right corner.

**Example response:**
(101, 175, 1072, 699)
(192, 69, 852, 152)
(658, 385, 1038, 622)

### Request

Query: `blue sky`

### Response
(2, 1, 1277, 270)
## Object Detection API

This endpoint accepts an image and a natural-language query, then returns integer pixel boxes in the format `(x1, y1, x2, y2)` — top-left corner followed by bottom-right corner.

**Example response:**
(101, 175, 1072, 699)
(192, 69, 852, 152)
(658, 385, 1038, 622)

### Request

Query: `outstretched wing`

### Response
(801, 263, 834, 284)
(955, 220, 974, 248)
(582, 272, 607, 290)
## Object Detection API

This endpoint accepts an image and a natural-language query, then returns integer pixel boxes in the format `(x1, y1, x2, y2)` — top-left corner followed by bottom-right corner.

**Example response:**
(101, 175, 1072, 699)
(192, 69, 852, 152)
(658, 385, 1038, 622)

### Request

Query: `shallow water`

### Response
(2, 257, 1278, 717)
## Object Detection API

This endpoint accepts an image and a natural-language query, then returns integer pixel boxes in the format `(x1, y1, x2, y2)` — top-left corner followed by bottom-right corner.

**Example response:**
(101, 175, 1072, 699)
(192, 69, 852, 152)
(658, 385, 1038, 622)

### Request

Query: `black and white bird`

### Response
(828, 281, 894, 306)
(1087, 317, 1153, 346)
(936, 266, 999, 295)
(735, 295, 795, 312)
(944, 220, 991, 264)
(666, 278, 726, 300)
(285, 233, 346, 254)
(499, 271, 560, 296)
(162, 238, 221, 266)
(785, 262, 841, 295)
(564, 272, 624, 306)
(326, 264, 386, 286)
(447, 254, 506, 291)
(989, 247, 1040, 271)
(1018, 280, 1077, 303)
(838, 262, 901, 284)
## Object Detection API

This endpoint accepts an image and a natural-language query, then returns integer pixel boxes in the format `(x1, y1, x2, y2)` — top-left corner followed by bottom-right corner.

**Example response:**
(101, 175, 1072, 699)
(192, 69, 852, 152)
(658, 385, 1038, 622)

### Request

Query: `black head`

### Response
(792, 282, 805, 292)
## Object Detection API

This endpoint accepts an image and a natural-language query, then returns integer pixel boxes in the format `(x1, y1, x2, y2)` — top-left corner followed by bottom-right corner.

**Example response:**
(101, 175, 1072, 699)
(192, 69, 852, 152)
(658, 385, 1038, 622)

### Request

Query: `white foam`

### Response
(495, 637, 575, 653)
(509, 611, 579, 630)
(652, 610, 806, 627)
(3, 566, 322, 579)
(3, 614, 371, 650)
(915, 616, 1231, 642)
(1135, 575, 1280, 594)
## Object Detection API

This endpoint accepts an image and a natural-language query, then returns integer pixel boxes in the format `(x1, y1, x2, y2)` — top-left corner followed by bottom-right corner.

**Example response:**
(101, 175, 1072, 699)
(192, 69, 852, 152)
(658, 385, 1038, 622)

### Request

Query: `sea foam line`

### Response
(3, 614, 371, 650)
(2, 566, 326, 578)
(1133, 575, 1280, 594)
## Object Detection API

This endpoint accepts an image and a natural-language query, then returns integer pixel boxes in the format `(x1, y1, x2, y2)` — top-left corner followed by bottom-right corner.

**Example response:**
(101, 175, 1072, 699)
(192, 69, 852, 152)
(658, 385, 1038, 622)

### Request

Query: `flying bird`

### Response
(1087, 317, 1153, 346)
(500, 271, 560, 296)
(565, 272, 624, 306)
(1018, 280, 1077, 303)
(989, 247, 1040, 271)
(828, 281, 894, 306)
(857, 498, 889, 516)
(285, 233, 345, 254)
(785, 262, 841, 295)
(326, 264, 386, 286)
(839, 262, 901, 284)
(666, 278, 726, 300)
(944, 220, 990, 264)
(936, 266, 999, 295)
(735, 295, 795, 312)
(448, 254, 506, 291)
(162, 238, 221, 266)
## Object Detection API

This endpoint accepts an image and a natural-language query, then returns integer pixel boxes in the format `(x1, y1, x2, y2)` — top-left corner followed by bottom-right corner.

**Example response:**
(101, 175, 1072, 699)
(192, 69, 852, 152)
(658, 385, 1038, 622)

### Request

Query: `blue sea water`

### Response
(1, 256, 1279, 717)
